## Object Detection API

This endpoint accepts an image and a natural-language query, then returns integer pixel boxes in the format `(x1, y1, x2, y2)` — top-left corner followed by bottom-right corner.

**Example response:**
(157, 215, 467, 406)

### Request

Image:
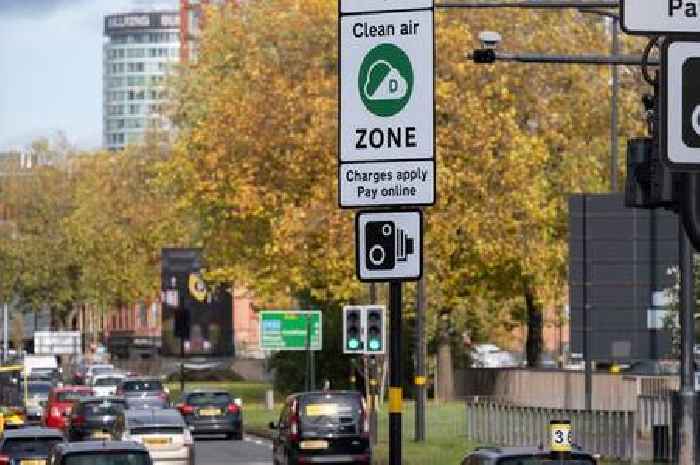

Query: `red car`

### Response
(42, 386, 94, 430)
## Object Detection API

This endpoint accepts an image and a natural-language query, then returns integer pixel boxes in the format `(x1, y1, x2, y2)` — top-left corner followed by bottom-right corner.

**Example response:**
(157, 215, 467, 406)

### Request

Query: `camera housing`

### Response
(478, 31, 502, 50)
(365, 221, 415, 271)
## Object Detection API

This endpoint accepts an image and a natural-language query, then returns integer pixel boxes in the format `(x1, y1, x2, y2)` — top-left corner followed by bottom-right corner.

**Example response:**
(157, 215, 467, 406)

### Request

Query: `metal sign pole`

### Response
(679, 207, 696, 465)
(389, 282, 402, 465)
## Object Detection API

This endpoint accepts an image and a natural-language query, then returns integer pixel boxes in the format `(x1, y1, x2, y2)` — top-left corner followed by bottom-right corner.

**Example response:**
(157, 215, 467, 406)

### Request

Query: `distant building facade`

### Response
(103, 11, 181, 150)
(179, 0, 228, 62)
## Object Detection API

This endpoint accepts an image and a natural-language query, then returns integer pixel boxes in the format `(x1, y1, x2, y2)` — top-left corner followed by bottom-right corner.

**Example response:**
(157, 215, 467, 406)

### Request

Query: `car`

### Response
(23, 381, 53, 425)
(111, 409, 194, 465)
(270, 391, 370, 465)
(0, 427, 65, 465)
(460, 446, 598, 465)
(48, 441, 152, 465)
(118, 377, 169, 409)
(83, 365, 114, 386)
(91, 373, 126, 398)
(67, 397, 126, 441)
(42, 386, 94, 430)
(176, 390, 243, 440)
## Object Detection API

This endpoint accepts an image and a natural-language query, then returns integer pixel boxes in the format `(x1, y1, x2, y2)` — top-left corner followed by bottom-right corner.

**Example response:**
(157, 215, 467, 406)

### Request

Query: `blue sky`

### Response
(0, 0, 177, 151)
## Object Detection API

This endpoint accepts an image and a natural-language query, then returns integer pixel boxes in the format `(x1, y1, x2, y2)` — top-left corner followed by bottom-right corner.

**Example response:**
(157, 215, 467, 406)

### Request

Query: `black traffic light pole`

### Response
(389, 282, 402, 465)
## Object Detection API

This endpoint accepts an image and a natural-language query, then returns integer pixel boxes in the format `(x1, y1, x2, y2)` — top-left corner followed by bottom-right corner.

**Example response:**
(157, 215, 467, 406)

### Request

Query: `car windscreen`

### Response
(125, 399, 166, 410)
(82, 400, 126, 416)
(300, 394, 362, 434)
(95, 378, 123, 387)
(1, 437, 64, 455)
(497, 458, 596, 465)
(185, 393, 231, 406)
(28, 384, 51, 395)
(56, 391, 89, 402)
(63, 451, 150, 465)
(122, 380, 162, 392)
(92, 368, 114, 376)
(130, 427, 183, 435)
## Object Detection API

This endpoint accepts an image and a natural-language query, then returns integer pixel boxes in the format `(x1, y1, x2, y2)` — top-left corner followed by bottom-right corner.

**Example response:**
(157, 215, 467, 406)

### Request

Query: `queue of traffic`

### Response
(0, 358, 244, 465)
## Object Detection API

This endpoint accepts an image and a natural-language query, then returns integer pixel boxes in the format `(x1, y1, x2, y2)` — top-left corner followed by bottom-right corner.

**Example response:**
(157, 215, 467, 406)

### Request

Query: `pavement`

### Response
(195, 433, 273, 465)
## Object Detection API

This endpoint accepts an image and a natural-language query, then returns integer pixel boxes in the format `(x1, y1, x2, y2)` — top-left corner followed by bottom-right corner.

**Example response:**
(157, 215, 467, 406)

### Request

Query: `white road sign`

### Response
(340, 0, 433, 14)
(340, 160, 434, 207)
(622, 0, 700, 34)
(356, 210, 422, 281)
(339, 2, 434, 208)
(661, 40, 700, 170)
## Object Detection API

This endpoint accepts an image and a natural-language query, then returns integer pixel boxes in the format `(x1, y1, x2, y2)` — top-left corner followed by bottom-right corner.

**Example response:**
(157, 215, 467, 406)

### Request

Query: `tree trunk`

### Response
(436, 313, 455, 402)
(525, 284, 543, 367)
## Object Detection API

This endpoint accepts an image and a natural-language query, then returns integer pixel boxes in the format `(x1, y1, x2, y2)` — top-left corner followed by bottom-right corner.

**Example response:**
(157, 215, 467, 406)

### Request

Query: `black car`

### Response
(118, 378, 169, 409)
(270, 391, 370, 465)
(177, 390, 243, 440)
(0, 427, 65, 465)
(48, 441, 152, 465)
(461, 446, 598, 465)
(67, 397, 126, 441)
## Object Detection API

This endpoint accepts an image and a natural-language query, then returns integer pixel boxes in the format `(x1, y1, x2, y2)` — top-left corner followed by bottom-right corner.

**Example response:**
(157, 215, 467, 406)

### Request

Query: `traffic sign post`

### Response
(339, 2, 434, 464)
(661, 39, 700, 170)
(339, 0, 435, 208)
(622, 0, 700, 35)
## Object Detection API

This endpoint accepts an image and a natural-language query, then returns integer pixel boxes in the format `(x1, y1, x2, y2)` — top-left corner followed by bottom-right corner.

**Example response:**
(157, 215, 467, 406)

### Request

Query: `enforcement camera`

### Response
(478, 31, 502, 50)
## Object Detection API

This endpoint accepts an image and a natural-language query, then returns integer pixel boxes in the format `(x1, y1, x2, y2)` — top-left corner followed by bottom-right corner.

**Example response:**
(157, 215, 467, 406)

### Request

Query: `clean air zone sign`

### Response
(339, 0, 435, 208)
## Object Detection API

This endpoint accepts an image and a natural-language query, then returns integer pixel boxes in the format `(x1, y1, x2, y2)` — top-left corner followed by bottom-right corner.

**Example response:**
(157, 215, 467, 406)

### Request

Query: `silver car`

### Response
(112, 409, 194, 465)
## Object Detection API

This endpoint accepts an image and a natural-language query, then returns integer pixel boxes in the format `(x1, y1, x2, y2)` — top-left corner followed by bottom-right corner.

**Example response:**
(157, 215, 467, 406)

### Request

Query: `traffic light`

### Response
(344, 307, 363, 353)
(625, 137, 678, 210)
(365, 307, 385, 354)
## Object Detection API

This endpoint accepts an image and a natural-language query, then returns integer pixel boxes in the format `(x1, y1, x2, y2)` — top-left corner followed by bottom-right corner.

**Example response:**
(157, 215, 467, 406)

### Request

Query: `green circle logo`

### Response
(358, 43, 414, 118)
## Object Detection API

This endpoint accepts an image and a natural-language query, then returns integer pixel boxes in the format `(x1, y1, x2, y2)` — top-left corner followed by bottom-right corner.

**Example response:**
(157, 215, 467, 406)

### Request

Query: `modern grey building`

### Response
(103, 11, 180, 150)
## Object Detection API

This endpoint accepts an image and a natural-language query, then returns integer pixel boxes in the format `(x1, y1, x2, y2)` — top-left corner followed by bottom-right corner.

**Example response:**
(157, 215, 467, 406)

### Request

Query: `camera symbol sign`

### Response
(356, 210, 422, 282)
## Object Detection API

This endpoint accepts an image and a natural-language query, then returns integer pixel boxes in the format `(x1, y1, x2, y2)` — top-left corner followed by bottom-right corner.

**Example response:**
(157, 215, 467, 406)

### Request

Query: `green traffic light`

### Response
(348, 339, 360, 350)
(368, 339, 381, 351)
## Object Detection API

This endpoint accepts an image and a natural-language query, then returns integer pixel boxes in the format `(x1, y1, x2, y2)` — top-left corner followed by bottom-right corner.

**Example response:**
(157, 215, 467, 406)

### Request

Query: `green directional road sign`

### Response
(259, 311, 322, 351)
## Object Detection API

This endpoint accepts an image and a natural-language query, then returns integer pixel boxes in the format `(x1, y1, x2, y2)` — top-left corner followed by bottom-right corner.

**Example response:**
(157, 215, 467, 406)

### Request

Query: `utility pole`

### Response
(679, 210, 696, 465)
(389, 282, 403, 465)
(415, 276, 427, 441)
(610, 16, 620, 191)
(3, 303, 7, 363)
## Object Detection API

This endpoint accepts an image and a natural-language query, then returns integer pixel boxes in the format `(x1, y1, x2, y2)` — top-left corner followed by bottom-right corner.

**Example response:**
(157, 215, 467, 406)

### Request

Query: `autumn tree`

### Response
(167, 0, 649, 366)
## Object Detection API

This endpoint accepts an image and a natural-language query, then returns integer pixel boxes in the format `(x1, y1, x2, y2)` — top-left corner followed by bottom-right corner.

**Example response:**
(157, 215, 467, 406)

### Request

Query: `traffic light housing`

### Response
(344, 307, 363, 353)
(365, 307, 385, 354)
(625, 137, 678, 210)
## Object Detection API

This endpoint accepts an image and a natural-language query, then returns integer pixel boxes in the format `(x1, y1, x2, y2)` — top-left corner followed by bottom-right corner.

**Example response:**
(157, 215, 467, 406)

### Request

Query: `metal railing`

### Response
(465, 399, 636, 460)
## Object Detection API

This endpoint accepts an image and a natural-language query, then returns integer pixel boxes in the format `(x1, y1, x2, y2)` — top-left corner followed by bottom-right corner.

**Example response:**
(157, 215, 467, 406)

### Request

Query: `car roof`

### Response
(78, 396, 126, 404)
(183, 389, 230, 395)
(469, 446, 594, 459)
(2, 427, 64, 439)
(125, 409, 185, 427)
(52, 385, 92, 393)
(291, 390, 362, 399)
(53, 441, 147, 454)
(124, 376, 161, 381)
(94, 372, 125, 378)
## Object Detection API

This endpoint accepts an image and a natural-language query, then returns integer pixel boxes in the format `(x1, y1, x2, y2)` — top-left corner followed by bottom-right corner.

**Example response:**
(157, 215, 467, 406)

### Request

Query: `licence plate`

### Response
(91, 432, 111, 439)
(300, 440, 329, 450)
(143, 437, 171, 447)
(22, 460, 45, 465)
(199, 408, 221, 416)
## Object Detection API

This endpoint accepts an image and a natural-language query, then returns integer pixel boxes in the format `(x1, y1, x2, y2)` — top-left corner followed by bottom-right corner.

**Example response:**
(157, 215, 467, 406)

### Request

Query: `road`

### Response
(195, 434, 273, 465)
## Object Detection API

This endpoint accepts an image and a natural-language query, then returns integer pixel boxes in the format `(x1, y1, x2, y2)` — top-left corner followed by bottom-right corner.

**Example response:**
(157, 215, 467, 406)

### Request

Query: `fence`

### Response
(465, 399, 637, 461)
(636, 395, 673, 462)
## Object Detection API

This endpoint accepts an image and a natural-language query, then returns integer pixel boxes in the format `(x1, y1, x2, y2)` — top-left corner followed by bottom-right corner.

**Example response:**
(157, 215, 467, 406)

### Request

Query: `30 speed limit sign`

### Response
(550, 420, 573, 453)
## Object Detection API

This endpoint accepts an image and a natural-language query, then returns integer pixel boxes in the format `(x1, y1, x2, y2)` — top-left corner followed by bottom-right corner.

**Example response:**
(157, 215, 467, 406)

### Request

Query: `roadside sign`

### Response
(356, 209, 422, 281)
(259, 311, 322, 351)
(339, 0, 435, 208)
(622, 0, 700, 35)
(660, 39, 700, 170)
